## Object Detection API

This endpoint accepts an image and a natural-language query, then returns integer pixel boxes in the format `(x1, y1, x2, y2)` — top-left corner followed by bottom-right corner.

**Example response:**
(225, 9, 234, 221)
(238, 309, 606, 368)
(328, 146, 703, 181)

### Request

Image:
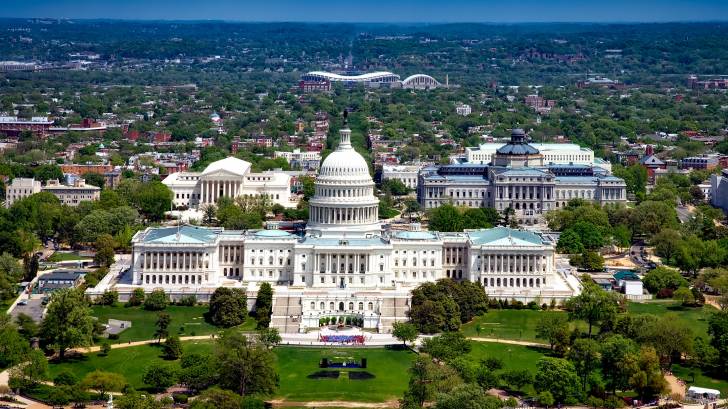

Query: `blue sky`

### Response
(2, 0, 728, 22)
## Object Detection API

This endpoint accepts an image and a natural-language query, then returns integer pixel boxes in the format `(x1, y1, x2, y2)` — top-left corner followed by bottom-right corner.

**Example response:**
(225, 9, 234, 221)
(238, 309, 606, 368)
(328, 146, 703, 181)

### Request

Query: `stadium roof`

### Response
(303, 71, 400, 82)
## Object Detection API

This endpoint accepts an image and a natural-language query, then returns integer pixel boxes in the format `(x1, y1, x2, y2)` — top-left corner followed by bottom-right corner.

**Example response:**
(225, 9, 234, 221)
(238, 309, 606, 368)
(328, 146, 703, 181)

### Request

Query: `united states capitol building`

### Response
(119, 126, 580, 334)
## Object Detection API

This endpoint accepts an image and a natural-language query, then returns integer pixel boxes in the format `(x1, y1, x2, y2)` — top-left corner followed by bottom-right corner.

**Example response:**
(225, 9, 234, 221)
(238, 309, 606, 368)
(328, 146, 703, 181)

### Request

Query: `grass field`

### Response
(627, 300, 718, 340)
(672, 364, 728, 396)
(48, 340, 214, 389)
(275, 346, 416, 402)
(461, 309, 586, 342)
(91, 305, 256, 343)
(47, 252, 87, 262)
(48, 342, 417, 402)
(467, 341, 549, 394)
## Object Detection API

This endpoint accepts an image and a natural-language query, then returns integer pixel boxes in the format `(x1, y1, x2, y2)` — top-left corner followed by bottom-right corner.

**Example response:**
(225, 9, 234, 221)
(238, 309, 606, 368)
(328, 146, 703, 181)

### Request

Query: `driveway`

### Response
(9, 296, 46, 322)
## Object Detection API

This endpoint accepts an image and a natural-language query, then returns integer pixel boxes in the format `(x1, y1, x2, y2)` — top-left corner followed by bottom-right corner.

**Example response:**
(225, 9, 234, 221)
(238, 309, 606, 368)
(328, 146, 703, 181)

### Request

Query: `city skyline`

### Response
(3, 0, 728, 23)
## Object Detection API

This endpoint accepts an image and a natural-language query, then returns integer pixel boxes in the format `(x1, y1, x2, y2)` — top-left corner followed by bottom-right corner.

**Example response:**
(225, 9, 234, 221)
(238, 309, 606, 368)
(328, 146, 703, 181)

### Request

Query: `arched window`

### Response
(358, 302, 364, 310)
(338, 302, 345, 311)
(368, 302, 373, 311)
(348, 302, 354, 310)
(320, 302, 325, 310)
(329, 302, 334, 310)
(310, 302, 315, 310)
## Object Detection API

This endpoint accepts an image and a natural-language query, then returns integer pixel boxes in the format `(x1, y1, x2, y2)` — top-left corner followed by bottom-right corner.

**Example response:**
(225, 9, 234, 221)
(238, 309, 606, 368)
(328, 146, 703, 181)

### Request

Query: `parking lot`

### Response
(9, 296, 47, 322)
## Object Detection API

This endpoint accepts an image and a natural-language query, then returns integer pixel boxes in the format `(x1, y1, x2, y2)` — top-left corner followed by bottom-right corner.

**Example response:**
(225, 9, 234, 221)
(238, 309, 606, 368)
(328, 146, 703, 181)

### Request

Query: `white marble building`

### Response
(125, 126, 579, 333)
(162, 157, 295, 209)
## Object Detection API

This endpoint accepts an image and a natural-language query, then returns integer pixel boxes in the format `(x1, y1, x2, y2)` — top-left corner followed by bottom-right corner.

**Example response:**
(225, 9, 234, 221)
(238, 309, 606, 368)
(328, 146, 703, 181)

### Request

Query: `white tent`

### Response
(687, 386, 720, 400)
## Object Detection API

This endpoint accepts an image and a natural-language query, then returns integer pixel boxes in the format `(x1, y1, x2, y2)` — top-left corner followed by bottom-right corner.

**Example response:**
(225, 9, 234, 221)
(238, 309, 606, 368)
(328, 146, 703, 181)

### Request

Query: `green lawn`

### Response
(467, 341, 549, 395)
(275, 346, 416, 402)
(461, 309, 586, 342)
(48, 341, 213, 389)
(91, 305, 256, 343)
(48, 342, 417, 402)
(627, 301, 718, 340)
(672, 364, 728, 396)
(47, 252, 87, 262)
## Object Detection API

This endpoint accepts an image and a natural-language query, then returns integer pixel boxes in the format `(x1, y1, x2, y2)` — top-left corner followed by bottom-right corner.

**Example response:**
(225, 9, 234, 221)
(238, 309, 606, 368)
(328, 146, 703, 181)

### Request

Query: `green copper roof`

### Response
(467, 227, 543, 246)
(142, 225, 219, 244)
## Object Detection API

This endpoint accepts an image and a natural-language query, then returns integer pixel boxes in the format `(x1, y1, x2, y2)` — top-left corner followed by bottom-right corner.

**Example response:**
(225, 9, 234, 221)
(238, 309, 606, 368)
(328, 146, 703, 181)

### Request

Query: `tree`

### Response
(0, 319, 30, 368)
(534, 357, 581, 404)
(537, 391, 555, 408)
(164, 335, 183, 359)
(428, 204, 463, 232)
(142, 363, 177, 392)
(93, 234, 116, 267)
(154, 313, 171, 343)
(130, 181, 173, 222)
(502, 368, 533, 391)
(208, 287, 247, 328)
(392, 322, 418, 347)
(126, 288, 145, 307)
(535, 314, 570, 353)
(188, 387, 242, 409)
(637, 314, 693, 368)
(143, 289, 168, 311)
(557, 230, 584, 254)
(567, 338, 601, 392)
(400, 355, 460, 408)
(381, 178, 410, 196)
(257, 328, 281, 348)
(651, 229, 682, 262)
(566, 284, 620, 337)
(707, 311, 728, 375)
(600, 334, 638, 394)
(9, 349, 47, 389)
(81, 370, 127, 399)
(179, 353, 217, 393)
(254, 282, 273, 329)
(0, 252, 23, 301)
(642, 267, 687, 293)
(612, 225, 632, 252)
(40, 288, 94, 359)
(116, 392, 163, 409)
(629, 347, 667, 401)
(434, 384, 503, 409)
(672, 287, 695, 305)
(214, 330, 277, 396)
(420, 332, 471, 361)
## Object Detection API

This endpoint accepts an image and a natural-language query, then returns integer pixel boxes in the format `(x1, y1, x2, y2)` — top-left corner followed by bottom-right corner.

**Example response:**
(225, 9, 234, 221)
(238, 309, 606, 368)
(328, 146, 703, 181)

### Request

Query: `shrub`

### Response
(656, 288, 674, 299)
(125, 288, 145, 307)
(143, 289, 169, 311)
(53, 371, 78, 386)
(100, 341, 111, 356)
(172, 394, 188, 404)
(98, 290, 118, 306)
(177, 295, 197, 306)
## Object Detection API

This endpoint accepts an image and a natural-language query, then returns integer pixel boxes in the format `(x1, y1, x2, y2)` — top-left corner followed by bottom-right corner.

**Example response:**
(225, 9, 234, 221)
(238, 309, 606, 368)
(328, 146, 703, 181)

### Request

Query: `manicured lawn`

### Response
(672, 364, 728, 396)
(91, 305, 256, 343)
(461, 309, 586, 342)
(467, 341, 549, 395)
(627, 301, 718, 340)
(48, 342, 417, 402)
(275, 346, 417, 402)
(47, 252, 87, 262)
(48, 340, 214, 389)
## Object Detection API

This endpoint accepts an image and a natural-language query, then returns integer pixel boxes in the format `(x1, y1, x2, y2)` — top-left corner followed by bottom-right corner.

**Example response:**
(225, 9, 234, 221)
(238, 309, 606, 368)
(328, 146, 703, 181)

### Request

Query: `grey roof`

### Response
(640, 155, 665, 166)
(39, 272, 82, 281)
(496, 143, 541, 156)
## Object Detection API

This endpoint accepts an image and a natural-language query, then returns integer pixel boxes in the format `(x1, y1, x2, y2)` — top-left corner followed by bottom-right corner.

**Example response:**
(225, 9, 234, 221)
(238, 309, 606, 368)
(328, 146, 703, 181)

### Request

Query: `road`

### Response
(676, 205, 693, 224)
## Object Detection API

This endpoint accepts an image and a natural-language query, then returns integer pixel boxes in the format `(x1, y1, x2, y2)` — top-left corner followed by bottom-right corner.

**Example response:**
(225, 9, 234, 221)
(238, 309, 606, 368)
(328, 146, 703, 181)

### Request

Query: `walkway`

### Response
(269, 399, 398, 408)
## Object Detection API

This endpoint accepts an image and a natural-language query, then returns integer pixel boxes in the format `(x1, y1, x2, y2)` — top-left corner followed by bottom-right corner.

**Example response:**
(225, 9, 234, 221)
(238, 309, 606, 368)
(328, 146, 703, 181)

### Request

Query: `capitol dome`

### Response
(307, 127, 380, 238)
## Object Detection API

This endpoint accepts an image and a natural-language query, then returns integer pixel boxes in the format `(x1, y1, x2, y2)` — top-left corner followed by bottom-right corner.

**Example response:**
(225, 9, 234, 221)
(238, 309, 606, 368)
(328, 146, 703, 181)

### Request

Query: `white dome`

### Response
(307, 127, 380, 238)
(318, 129, 370, 179)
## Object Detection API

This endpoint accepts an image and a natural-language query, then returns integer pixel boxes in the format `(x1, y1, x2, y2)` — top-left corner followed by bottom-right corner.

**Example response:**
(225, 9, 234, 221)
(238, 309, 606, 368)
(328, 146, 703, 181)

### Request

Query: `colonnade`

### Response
(477, 252, 546, 274)
(200, 179, 241, 204)
(140, 251, 208, 270)
(315, 253, 371, 274)
(310, 205, 378, 224)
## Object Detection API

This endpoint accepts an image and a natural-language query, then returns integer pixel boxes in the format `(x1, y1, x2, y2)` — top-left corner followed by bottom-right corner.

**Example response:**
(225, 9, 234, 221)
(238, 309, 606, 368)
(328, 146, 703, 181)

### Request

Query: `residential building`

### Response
(42, 179, 101, 206)
(4, 177, 42, 207)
